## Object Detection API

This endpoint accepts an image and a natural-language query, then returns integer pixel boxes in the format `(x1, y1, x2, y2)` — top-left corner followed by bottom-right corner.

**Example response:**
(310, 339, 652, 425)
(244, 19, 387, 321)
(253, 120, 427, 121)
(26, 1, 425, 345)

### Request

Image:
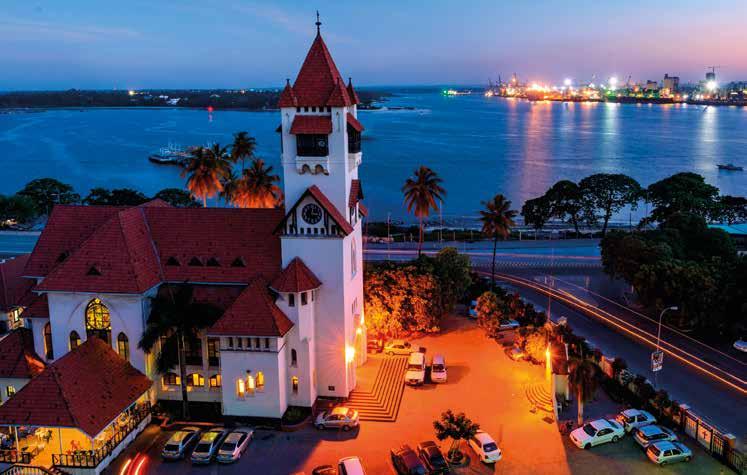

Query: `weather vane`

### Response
(315, 10, 321, 34)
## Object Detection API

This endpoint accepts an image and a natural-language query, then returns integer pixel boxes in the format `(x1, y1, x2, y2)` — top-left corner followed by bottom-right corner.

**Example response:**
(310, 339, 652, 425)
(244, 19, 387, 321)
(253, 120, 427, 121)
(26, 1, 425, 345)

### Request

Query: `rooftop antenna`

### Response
(315, 10, 322, 34)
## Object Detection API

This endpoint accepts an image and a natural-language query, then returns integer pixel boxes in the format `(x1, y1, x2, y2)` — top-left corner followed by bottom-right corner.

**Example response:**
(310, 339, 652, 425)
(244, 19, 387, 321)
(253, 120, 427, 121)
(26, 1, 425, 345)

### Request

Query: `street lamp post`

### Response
(654, 305, 678, 388)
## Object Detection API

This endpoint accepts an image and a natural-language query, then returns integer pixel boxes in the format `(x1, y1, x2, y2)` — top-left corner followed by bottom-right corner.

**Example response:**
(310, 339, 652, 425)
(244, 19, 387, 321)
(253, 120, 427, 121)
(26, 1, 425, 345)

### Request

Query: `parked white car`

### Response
(468, 430, 502, 463)
(216, 428, 253, 463)
(646, 441, 693, 466)
(569, 419, 625, 449)
(615, 409, 656, 433)
(633, 425, 677, 449)
(338, 456, 366, 474)
(430, 354, 447, 383)
(385, 339, 421, 356)
(405, 351, 426, 386)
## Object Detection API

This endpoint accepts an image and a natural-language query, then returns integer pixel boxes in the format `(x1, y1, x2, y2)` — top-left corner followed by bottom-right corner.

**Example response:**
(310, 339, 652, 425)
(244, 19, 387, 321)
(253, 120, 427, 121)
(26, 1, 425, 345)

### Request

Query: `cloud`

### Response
(0, 17, 141, 42)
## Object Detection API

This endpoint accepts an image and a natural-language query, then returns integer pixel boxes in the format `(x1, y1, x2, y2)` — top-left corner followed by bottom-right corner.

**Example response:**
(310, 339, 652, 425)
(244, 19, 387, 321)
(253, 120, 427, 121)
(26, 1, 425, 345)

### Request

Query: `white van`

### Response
(338, 456, 366, 475)
(405, 351, 426, 386)
(430, 354, 447, 383)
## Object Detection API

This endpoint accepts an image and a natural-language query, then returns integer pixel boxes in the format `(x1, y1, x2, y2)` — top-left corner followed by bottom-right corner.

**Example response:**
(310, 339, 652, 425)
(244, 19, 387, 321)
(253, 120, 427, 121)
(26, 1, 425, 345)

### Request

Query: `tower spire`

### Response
(315, 10, 321, 35)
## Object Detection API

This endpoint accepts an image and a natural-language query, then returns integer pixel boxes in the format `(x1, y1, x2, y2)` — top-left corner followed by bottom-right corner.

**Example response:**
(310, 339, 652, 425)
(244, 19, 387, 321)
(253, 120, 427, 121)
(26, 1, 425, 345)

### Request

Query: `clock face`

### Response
(302, 203, 322, 224)
(316, 138, 327, 148)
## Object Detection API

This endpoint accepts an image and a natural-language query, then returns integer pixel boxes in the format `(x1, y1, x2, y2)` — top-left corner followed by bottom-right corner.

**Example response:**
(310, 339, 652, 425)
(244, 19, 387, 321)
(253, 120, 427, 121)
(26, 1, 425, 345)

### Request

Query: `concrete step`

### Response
(346, 356, 407, 421)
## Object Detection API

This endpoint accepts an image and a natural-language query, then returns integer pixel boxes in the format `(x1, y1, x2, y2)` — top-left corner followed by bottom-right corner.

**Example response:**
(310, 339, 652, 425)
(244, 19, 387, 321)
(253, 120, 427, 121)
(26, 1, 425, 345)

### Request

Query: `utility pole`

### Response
(653, 306, 678, 387)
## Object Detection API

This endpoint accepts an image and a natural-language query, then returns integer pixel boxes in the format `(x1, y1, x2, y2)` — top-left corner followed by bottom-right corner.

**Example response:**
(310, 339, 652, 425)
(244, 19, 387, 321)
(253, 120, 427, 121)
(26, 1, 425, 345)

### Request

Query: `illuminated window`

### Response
(246, 371, 256, 395)
(209, 374, 222, 388)
(163, 373, 180, 387)
(186, 373, 204, 388)
(351, 239, 357, 276)
(292, 376, 299, 394)
(43, 323, 53, 360)
(256, 371, 265, 391)
(236, 378, 246, 398)
(117, 333, 129, 362)
(6, 386, 16, 398)
(69, 331, 81, 351)
(291, 349, 297, 367)
(85, 299, 111, 345)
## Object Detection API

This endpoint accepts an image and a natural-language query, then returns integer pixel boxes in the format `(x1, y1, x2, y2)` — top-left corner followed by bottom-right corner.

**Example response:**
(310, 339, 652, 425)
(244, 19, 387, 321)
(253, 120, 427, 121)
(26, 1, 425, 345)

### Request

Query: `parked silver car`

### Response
(216, 428, 254, 463)
(190, 428, 229, 464)
(315, 407, 360, 431)
(633, 425, 677, 449)
(646, 441, 692, 466)
(384, 340, 421, 356)
(161, 426, 201, 460)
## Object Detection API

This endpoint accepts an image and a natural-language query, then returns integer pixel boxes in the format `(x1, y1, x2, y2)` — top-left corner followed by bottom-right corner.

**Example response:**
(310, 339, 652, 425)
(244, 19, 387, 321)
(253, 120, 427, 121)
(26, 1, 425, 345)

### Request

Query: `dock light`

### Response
(564, 78, 572, 87)
(706, 80, 717, 92)
(128, 90, 136, 96)
(609, 76, 618, 86)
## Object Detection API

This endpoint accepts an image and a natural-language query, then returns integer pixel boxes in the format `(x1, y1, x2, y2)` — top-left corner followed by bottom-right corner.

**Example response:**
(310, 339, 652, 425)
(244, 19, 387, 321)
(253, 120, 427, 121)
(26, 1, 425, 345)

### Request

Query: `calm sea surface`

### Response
(1, 90, 746, 222)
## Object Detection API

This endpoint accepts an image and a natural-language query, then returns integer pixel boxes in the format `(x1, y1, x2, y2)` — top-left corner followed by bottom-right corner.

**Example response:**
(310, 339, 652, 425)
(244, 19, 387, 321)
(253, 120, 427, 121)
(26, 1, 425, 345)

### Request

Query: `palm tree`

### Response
(181, 145, 231, 207)
(402, 166, 446, 256)
(568, 359, 599, 427)
(233, 158, 282, 208)
(219, 170, 241, 207)
(479, 194, 517, 288)
(139, 285, 221, 420)
(231, 131, 256, 171)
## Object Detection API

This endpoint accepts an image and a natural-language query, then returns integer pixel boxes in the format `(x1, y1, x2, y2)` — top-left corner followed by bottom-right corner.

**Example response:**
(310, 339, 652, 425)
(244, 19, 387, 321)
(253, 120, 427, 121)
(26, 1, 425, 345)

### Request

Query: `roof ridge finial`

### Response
(315, 10, 321, 35)
(286, 78, 291, 86)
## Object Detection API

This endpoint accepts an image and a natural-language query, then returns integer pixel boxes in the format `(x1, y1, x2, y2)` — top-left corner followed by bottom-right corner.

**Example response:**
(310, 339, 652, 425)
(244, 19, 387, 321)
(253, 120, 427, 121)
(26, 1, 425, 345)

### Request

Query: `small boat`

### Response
(717, 163, 744, 171)
(148, 143, 191, 166)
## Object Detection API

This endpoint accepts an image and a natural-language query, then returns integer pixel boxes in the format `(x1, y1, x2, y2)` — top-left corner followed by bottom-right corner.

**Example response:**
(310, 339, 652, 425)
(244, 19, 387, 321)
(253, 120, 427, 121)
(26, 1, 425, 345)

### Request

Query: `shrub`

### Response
(524, 331, 547, 364)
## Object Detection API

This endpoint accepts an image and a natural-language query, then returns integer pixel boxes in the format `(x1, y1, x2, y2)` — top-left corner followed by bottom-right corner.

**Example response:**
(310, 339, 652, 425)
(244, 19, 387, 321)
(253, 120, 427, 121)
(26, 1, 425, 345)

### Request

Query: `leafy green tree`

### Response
(522, 331, 547, 363)
(83, 188, 148, 206)
(476, 291, 502, 337)
(0, 194, 38, 225)
(402, 166, 446, 256)
(153, 188, 200, 208)
(433, 247, 472, 314)
(645, 172, 718, 224)
(601, 231, 673, 282)
(480, 194, 517, 288)
(433, 410, 480, 462)
(521, 195, 552, 232)
(569, 359, 599, 427)
(230, 131, 257, 171)
(139, 285, 221, 420)
(546, 180, 585, 236)
(711, 195, 747, 224)
(579, 173, 641, 236)
(17, 178, 80, 214)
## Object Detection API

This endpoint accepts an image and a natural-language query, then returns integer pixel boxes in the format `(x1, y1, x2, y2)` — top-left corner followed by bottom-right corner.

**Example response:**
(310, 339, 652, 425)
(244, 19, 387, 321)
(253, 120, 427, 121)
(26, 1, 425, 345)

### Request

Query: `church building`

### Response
(0, 20, 367, 472)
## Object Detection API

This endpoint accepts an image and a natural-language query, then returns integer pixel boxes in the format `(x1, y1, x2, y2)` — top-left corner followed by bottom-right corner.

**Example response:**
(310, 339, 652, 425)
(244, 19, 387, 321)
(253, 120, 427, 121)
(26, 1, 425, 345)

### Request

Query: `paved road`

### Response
(488, 272, 747, 444)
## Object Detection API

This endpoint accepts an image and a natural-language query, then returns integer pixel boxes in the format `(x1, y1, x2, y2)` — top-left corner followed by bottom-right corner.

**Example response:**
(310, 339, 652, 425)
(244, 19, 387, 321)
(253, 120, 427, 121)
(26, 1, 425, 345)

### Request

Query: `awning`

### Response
(346, 113, 364, 132)
(289, 115, 332, 135)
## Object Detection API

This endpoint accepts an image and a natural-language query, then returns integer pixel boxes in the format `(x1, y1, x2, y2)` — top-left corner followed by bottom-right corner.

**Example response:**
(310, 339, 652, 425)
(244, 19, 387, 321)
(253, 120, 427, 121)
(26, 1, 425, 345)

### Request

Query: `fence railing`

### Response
(0, 465, 56, 475)
(51, 402, 150, 469)
(0, 450, 31, 465)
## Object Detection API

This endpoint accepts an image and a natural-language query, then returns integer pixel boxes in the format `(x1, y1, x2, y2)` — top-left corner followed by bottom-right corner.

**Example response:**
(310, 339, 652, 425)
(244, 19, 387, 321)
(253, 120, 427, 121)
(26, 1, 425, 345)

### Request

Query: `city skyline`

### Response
(2, 0, 747, 90)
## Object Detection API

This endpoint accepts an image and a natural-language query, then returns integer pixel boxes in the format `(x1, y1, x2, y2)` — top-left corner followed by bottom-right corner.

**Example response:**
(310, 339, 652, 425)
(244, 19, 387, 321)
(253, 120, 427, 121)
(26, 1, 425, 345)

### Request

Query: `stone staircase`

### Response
(525, 382, 554, 413)
(346, 356, 407, 422)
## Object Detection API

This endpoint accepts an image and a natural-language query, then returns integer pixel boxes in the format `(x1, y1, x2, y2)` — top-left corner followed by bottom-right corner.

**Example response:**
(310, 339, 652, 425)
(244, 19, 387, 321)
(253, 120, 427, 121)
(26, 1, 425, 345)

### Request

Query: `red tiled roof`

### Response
(278, 80, 298, 108)
(346, 113, 364, 132)
(31, 206, 284, 293)
(289, 115, 332, 135)
(348, 179, 364, 209)
(191, 285, 244, 312)
(347, 78, 361, 105)
(271, 257, 321, 293)
(0, 338, 151, 437)
(208, 279, 293, 337)
(358, 203, 369, 217)
(22, 294, 48, 319)
(0, 328, 45, 379)
(24, 205, 125, 278)
(279, 33, 353, 108)
(0, 254, 33, 312)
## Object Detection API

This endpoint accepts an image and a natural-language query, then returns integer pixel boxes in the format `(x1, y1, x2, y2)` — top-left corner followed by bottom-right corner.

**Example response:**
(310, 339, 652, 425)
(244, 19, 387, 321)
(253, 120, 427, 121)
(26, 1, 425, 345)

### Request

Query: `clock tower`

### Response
(274, 16, 366, 400)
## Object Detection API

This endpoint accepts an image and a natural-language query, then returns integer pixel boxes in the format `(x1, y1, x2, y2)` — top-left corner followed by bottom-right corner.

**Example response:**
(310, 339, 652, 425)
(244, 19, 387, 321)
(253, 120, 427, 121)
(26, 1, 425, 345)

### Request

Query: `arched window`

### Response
(186, 373, 204, 388)
(85, 299, 111, 345)
(291, 349, 297, 367)
(351, 239, 357, 276)
(43, 323, 54, 360)
(117, 333, 129, 361)
(236, 378, 246, 398)
(291, 376, 299, 394)
(69, 331, 81, 351)
(162, 372, 180, 387)
(209, 374, 222, 388)
(256, 371, 265, 391)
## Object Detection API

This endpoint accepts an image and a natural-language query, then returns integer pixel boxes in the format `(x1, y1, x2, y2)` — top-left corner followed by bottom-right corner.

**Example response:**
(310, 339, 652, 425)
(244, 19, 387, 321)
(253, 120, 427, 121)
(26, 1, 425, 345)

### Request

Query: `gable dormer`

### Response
(275, 186, 353, 237)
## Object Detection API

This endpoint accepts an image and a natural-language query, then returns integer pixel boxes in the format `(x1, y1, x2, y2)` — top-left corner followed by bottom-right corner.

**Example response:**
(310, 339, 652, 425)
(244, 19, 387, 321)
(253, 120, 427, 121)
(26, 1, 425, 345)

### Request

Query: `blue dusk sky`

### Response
(2, 0, 746, 90)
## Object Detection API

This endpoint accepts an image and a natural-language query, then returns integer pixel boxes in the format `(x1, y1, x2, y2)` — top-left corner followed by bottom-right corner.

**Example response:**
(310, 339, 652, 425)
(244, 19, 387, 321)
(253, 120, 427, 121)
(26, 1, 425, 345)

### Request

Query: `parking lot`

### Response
(106, 315, 730, 474)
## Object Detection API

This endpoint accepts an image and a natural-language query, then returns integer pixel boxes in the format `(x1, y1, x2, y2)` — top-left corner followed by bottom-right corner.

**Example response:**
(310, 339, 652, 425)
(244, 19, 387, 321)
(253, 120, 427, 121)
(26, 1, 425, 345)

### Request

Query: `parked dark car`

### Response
(391, 444, 427, 475)
(417, 440, 449, 473)
(367, 338, 384, 353)
(312, 465, 337, 475)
